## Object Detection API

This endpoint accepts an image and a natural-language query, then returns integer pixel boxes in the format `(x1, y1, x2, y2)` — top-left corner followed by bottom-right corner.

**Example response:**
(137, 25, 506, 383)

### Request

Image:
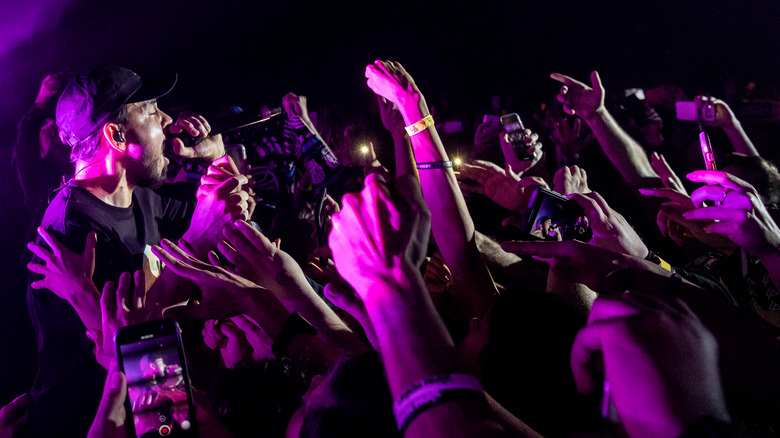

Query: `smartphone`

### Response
(675, 98, 717, 122)
(115, 319, 198, 437)
(500, 113, 534, 161)
(698, 131, 717, 171)
(519, 187, 591, 241)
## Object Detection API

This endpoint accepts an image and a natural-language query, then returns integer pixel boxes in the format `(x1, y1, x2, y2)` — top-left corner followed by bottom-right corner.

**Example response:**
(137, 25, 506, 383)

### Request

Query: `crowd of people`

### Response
(2, 58, 780, 437)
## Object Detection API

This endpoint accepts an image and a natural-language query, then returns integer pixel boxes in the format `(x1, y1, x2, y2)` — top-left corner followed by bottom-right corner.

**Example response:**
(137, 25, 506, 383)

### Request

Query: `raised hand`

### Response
(28, 228, 105, 342)
(499, 127, 544, 174)
(423, 251, 452, 295)
(550, 71, 605, 120)
(282, 92, 317, 133)
(35, 73, 69, 107)
(650, 152, 688, 196)
(571, 191, 649, 258)
(500, 239, 650, 294)
(457, 160, 545, 212)
(695, 95, 740, 129)
(639, 187, 736, 252)
(571, 292, 728, 438)
(230, 315, 274, 361)
(203, 319, 254, 369)
(197, 155, 242, 195)
(323, 281, 379, 350)
(87, 362, 127, 438)
(683, 170, 780, 257)
(473, 118, 501, 151)
(27, 227, 98, 300)
(183, 169, 250, 259)
(329, 173, 431, 300)
(97, 271, 159, 367)
(551, 117, 594, 159)
(365, 60, 423, 109)
(151, 239, 279, 321)
(553, 165, 590, 195)
(215, 220, 310, 298)
(378, 96, 406, 137)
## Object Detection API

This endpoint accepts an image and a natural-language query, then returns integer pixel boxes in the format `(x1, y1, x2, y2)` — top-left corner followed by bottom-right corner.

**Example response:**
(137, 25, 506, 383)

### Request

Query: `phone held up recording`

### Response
(674, 96, 718, 171)
(500, 113, 535, 161)
(519, 187, 592, 242)
(115, 319, 198, 437)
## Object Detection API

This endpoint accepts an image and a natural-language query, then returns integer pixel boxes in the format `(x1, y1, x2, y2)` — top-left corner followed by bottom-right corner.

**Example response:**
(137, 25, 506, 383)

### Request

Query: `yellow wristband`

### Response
(405, 115, 434, 137)
(658, 256, 673, 272)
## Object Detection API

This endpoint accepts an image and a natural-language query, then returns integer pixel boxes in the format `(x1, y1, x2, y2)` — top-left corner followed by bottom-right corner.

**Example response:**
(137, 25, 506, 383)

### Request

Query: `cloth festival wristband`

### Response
(393, 373, 484, 432)
(416, 161, 452, 170)
(405, 115, 434, 137)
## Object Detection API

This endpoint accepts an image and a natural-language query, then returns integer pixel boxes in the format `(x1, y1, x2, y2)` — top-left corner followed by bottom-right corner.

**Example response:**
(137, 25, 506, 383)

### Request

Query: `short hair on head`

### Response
(68, 103, 130, 163)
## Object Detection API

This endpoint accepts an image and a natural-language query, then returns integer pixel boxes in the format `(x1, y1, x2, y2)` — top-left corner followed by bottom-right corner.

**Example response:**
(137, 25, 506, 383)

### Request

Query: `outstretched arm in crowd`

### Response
(152, 238, 361, 371)
(366, 60, 497, 317)
(27, 228, 102, 334)
(502, 239, 780, 420)
(210, 219, 368, 356)
(572, 292, 730, 438)
(684, 170, 780, 326)
(697, 95, 759, 157)
(88, 277, 233, 438)
(551, 71, 662, 188)
(330, 173, 538, 437)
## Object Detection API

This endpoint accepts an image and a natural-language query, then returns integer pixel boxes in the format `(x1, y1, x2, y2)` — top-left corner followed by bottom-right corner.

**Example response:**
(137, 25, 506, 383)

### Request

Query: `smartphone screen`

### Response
(116, 319, 197, 437)
(520, 188, 592, 241)
(500, 113, 524, 133)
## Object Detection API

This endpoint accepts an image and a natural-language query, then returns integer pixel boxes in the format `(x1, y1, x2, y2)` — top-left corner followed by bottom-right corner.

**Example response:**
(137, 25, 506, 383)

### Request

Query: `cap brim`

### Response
(129, 72, 178, 104)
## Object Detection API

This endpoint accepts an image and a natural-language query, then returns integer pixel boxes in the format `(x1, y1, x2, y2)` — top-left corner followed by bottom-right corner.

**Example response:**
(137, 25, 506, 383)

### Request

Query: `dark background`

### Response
(1, 0, 779, 405)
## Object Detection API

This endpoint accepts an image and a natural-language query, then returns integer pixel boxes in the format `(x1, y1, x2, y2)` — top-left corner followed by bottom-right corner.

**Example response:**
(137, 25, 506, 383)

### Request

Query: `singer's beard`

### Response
(129, 152, 169, 189)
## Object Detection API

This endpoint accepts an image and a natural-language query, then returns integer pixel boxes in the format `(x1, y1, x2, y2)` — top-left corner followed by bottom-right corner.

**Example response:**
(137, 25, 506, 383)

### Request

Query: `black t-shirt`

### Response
(26, 181, 194, 437)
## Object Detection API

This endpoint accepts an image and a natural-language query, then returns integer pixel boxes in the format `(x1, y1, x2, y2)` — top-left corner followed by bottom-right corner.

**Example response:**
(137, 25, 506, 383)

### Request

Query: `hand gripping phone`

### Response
(500, 113, 534, 161)
(115, 319, 198, 437)
(520, 187, 592, 241)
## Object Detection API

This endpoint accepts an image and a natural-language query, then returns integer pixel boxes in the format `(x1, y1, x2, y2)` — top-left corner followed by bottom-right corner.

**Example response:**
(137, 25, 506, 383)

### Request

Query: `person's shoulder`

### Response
(41, 183, 87, 226)
(41, 183, 117, 235)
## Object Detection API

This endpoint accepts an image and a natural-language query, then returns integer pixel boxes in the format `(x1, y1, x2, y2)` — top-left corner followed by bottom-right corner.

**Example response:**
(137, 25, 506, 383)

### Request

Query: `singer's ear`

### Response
(103, 123, 126, 153)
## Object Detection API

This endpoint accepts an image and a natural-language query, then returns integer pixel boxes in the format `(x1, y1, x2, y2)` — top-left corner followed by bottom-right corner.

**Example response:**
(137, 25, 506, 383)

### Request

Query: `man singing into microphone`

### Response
(26, 65, 249, 436)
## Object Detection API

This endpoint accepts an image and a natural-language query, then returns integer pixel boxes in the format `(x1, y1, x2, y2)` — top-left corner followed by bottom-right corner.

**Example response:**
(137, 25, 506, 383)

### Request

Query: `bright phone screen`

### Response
(119, 334, 193, 437)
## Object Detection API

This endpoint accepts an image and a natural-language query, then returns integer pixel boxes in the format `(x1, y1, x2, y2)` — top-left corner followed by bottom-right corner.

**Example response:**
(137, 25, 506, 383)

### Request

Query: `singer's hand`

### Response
(168, 113, 225, 163)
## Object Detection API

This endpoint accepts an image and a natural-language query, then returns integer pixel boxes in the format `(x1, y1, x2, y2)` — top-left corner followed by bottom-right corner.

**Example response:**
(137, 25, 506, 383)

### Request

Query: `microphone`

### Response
(169, 104, 282, 147)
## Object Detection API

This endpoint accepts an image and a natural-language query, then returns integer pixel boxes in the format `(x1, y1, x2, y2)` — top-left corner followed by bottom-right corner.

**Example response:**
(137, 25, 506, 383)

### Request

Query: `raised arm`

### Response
(366, 60, 497, 317)
(27, 228, 102, 334)
(684, 170, 780, 326)
(213, 219, 368, 355)
(152, 239, 352, 372)
(330, 173, 534, 437)
(551, 71, 661, 187)
(697, 95, 759, 157)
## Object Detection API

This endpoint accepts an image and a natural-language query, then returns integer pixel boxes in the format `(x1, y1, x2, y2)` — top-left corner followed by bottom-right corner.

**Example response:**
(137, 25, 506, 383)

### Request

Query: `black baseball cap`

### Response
(56, 65, 177, 147)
